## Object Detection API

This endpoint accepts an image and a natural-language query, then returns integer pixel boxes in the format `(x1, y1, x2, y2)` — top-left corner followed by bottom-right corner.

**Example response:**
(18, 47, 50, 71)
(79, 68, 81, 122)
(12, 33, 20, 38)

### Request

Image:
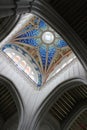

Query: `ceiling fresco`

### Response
(2, 14, 72, 86)
(11, 15, 71, 72)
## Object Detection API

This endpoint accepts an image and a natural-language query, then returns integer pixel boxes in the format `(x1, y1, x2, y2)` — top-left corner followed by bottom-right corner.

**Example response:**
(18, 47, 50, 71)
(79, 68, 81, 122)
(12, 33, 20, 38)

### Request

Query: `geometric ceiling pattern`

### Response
(11, 15, 71, 75)
(2, 14, 72, 86)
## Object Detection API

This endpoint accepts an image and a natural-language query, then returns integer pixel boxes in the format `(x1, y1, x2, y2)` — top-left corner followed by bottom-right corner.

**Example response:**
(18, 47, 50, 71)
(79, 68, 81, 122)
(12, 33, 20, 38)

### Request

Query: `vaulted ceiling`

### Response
(2, 14, 73, 86)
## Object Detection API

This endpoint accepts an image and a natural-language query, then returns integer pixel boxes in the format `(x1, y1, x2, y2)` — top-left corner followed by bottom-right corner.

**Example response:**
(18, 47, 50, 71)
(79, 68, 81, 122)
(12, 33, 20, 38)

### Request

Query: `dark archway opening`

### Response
(37, 81, 87, 130)
(0, 15, 20, 42)
(0, 76, 21, 130)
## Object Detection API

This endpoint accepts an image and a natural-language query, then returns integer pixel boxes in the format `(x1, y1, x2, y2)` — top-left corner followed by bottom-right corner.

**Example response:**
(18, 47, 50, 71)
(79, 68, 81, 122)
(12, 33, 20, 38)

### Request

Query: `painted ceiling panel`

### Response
(2, 14, 73, 86)
(2, 44, 42, 87)
(10, 15, 71, 74)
